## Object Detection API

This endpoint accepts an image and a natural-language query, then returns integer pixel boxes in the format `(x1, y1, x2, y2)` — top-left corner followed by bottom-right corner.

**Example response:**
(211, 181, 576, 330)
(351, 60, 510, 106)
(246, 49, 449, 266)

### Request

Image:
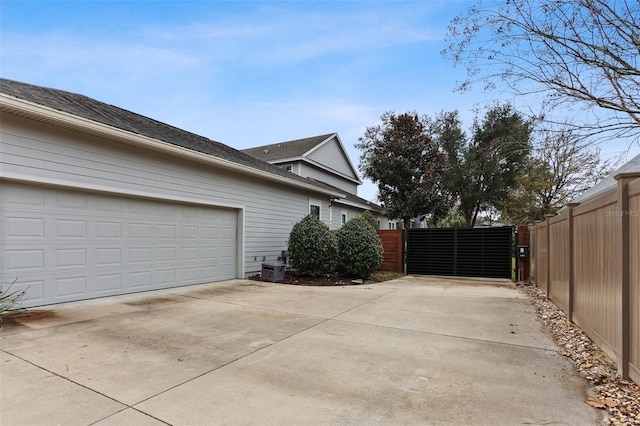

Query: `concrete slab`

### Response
(1, 297, 322, 405)
(206, 282, 396, 318)
(136, 319, 597, 425)
(0, 351, 125, 425)
(338, 279, 557, 350)
(0, 277, 602, 425)
(93, 408, 166, 425)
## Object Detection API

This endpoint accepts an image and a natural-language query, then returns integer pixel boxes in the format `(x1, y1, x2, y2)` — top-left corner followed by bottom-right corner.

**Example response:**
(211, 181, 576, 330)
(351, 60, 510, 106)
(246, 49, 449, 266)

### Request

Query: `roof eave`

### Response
(269, 157, 362, 185)
(333, 197, 385, 213)
(0, 94, 345, 199)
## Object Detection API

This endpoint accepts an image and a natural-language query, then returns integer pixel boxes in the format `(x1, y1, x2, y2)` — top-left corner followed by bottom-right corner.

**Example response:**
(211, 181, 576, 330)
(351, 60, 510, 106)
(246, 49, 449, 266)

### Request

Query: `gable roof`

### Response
(242, 133, 362, 184)
(0, 78, 344, 199)
(242, 134, 335, 162)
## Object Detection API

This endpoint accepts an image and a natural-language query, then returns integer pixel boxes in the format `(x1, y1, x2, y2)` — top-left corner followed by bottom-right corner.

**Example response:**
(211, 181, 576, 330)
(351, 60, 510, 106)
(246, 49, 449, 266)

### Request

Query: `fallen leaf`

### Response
(604, 398, 617, 408)
(587, 397, 605, 408)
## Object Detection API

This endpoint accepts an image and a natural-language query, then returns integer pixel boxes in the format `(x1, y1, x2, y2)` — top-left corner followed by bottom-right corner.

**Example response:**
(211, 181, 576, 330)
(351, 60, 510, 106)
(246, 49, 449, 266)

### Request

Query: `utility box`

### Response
(261, 262, 286, 283)
(516, 245, 529, 259)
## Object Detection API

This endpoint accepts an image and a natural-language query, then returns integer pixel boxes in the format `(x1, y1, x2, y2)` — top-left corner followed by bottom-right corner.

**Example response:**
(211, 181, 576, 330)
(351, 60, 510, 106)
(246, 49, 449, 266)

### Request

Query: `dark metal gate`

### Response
(406, 226, 513, 279)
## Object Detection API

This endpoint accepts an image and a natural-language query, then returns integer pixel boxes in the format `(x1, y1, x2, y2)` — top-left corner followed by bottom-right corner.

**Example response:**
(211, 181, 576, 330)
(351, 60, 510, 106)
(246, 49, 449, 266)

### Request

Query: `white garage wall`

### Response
(0, 114, 325, 280)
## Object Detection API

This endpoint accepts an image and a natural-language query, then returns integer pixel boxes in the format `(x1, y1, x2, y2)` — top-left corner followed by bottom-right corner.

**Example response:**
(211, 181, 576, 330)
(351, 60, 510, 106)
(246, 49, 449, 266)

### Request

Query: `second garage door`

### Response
(1, 182, 238, 307)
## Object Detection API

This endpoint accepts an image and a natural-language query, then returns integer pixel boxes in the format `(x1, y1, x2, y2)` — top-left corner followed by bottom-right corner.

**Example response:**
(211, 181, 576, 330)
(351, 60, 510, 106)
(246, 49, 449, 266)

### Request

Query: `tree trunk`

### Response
(403, 216, 411, 229)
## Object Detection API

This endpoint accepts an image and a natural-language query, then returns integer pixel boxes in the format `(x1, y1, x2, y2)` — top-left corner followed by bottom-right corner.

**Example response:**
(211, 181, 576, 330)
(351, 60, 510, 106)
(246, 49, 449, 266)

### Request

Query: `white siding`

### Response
(307, 137, 359, 181)
(299, 163, 358, 195)
(0, 114, 331, 286)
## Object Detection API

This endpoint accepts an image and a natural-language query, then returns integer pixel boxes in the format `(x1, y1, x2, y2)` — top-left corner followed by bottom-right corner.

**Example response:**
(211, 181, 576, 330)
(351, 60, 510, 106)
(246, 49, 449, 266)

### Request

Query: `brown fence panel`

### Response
(628, 177, 640, 384)
(529, 224, 537, 281)
(548, 213, 570, 313)
(536, 222, 548, 293)
(572, 190, 621, 361)
(377, 229, 404, 273)
(529, 173, 640, 382)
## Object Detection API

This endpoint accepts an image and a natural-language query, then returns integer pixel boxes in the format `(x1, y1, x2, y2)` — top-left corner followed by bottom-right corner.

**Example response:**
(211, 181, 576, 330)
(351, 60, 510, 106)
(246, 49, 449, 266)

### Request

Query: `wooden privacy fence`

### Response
(529, 172, 640, 384)
(377, 229, 404, 273)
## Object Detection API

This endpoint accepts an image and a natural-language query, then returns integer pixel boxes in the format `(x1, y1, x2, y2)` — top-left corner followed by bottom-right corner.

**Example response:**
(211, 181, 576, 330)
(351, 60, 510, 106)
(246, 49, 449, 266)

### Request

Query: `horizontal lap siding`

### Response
(572, 191, 621, 360)
(1, 114, 318, 276)
(299, 163, 358, 195)
(549, 214, 570, 312)
(306, 138, 358, 181)
(629, 178, 640, 384)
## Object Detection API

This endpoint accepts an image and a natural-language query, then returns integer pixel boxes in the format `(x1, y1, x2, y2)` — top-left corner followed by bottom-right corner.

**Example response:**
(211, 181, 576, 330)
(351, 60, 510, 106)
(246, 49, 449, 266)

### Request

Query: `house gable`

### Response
(303, 134, 361, 184)
(242, 133, 362, 188)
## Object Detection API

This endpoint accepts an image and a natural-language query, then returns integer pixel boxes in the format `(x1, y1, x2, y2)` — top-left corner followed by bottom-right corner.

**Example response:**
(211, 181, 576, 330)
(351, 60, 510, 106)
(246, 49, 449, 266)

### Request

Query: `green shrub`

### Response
(359, 210, 379, 230)
(337, 216, 383, 279)
(288, 214, 337, 277)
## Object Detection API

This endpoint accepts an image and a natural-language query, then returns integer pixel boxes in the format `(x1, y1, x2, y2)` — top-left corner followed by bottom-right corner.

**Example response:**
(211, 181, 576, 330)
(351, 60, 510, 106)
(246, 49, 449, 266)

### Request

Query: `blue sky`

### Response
(1, 1, 637, 202)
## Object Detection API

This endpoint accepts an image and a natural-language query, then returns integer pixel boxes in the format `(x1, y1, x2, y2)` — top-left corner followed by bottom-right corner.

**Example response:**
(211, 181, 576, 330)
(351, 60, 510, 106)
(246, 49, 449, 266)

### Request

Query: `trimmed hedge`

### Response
(336, 216, 383, 279)
(288, 214, 337, 277)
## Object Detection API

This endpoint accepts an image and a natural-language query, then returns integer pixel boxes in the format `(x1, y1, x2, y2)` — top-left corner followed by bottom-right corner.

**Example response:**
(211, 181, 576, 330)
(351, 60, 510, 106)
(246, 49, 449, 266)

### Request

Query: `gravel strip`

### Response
(517, 282, 640, 426)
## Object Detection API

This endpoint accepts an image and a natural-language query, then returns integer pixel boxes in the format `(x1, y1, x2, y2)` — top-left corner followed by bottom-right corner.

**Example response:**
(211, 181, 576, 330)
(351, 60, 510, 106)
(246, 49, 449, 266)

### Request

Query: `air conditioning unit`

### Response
(261, 262, 286, 283)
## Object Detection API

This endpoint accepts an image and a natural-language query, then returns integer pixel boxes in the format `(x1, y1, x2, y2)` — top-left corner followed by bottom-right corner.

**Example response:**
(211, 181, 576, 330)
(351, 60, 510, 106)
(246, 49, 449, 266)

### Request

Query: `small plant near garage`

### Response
(336, 215, 383, 279)
(0, 279, 27, 322)
(288, 214, 337, 277)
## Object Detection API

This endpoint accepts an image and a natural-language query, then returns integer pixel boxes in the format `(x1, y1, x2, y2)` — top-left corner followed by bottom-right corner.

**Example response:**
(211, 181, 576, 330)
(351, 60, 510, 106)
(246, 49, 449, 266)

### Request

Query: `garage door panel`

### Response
(5, 216, 45, 239)
(1, 183, 238, 307)
(56, 219, 87, 239)
(56, 276, 87, 298)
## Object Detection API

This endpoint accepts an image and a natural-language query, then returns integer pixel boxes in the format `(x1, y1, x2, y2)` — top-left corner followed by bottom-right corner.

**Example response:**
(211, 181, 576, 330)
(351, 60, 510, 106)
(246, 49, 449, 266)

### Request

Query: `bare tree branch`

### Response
(443, 0, 640, 142)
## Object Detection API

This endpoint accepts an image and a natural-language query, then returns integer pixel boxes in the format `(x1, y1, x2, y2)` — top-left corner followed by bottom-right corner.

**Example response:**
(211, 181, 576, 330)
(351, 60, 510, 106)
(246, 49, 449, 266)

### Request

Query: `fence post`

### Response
(545, 214, 555, 300)
(533, 220, 543, 287)
(566, 203, 580, 322)
(615, 173, 640, 379)
(528, 223, 536, 282)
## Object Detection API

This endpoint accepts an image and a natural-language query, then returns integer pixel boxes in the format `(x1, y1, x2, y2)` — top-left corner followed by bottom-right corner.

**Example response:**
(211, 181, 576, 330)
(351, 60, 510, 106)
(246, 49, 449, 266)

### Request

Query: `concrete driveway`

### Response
(1, 276, 600, 425)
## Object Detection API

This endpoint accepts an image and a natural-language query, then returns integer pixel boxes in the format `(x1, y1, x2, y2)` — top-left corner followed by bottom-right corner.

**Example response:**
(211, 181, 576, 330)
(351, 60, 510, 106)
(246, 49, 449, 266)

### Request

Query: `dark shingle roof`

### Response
(0, 78, 340, 194)
(241, 133, 335, 162)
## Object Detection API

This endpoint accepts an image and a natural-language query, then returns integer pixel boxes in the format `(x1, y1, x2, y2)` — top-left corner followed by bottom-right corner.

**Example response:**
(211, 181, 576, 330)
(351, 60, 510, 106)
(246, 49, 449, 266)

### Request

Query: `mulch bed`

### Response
(248, 272, 368, 286)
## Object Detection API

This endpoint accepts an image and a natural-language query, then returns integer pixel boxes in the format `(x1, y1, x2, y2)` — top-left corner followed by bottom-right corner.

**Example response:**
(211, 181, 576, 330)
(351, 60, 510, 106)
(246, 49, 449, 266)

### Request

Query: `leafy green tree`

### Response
(438, 208, 467, 228)
(357, 112, 450, 229)
(498, 129, 617, 224)
(437, 104, 532, 227)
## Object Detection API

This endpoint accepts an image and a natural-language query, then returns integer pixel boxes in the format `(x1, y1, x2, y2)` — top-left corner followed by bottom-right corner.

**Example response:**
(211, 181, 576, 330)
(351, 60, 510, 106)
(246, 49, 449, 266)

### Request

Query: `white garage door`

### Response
(1, 182, 238, 307)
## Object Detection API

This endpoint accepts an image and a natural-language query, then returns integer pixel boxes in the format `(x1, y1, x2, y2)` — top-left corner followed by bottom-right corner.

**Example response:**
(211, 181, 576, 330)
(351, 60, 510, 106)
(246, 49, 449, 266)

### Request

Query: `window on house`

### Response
(280, 164, 293, 172)
(341, 213, 347, 225)
(310, 204, 320, 218)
